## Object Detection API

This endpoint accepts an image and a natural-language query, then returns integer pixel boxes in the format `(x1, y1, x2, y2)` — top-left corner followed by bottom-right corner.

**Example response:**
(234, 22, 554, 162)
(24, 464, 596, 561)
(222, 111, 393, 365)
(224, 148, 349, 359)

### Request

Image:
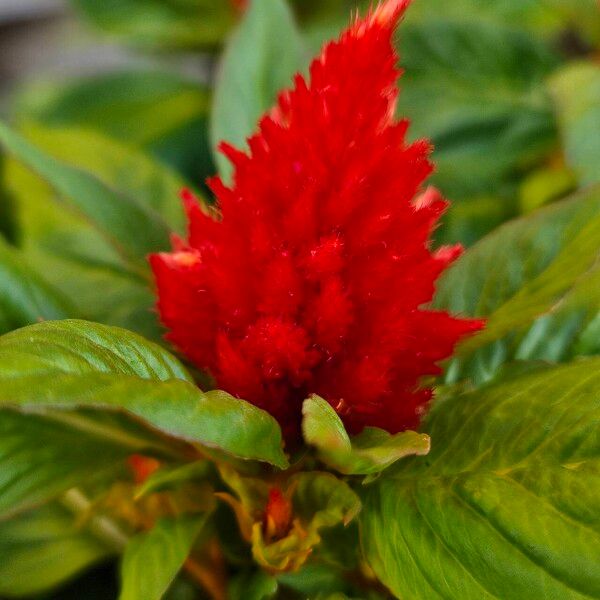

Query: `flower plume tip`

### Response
(371, 0, 412, 28)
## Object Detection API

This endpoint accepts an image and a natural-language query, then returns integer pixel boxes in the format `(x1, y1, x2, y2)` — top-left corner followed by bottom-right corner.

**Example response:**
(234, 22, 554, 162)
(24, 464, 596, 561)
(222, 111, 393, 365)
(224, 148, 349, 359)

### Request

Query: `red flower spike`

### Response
(150, 0, 484, 440)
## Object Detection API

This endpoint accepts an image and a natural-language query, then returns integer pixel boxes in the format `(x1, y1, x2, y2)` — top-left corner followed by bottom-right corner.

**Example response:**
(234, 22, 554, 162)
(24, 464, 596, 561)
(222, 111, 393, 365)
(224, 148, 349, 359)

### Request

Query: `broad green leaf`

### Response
(277, 564, 355, 599)
(0, 503, 112, 597)
(405, 0, 600, 46)
(119, 515, 208, 600)
(13, 70, 214, 188)
(0, 320, 288, 468)
(0, 320, 191, 517)
(0, 410, 154, 520)
(279, 566, 389, 600)
(211, 0, 305, 179)
(435, 186, 600, 384)
(71, 0, 238, 49)
(302, 396, 430, 475)
(4, 158, 160, 341)
(0, 319, 191, 381)
(398, 19, 558, 204)
(361, 358, 600, 600)
(229, 570, 278, 600)
(163, 579, 200, 600)
(0, 376, 288, 468)
(20, 123, 190, 233)
(518, 164, 576, 214)
(550, 62, 600, 187)
(292, 472, 361, 530)
(0, 236, 73, 334)
(576, 312, 600, 356)
(0, 120, 171, 271)
(436, 195, 513, 248)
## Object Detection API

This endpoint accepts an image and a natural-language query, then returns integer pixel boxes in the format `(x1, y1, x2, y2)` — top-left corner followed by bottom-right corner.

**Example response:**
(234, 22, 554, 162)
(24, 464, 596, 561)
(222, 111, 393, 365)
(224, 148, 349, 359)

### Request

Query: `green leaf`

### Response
(229, 570, 278, 600)
(0, 120, 171, 271)
(135, 461, 212, 499)
(19, 123, 191, 233)
(292, 472, 361, 530)
(436, 195, 513, 248)
(0, 377, 289, 468)
(518, 165, 576, 214)
(0, 320, 288, 468)
(0, 236, 73, 334)
(163, 579, 200, 600)
(361, 358, 600, 600)
(0, 320, 192, 518)
(211, 0, 305, 179)
(398, 18, 558, 203)
(13, 70, 214, 189)
(0, 319, 191, 381)
(435, 186, 600, 385)
(302, 395, 430, 475)
(0, 503, 112, 597)
(405, 0, 600, 47)
(277, 564, 354, 599)
(71, 0, 237, 49)
(550, 62, 600, 187)
(119, 515, 208, 600)
(4, 158, 160, 341)
(0, 410, 152, 520)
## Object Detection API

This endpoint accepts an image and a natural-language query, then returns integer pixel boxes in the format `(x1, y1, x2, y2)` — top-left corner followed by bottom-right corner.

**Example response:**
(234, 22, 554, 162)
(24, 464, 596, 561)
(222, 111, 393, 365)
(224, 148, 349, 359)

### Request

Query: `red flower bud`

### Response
(128, 454, 160, 485)
(264, 487, 293, 541)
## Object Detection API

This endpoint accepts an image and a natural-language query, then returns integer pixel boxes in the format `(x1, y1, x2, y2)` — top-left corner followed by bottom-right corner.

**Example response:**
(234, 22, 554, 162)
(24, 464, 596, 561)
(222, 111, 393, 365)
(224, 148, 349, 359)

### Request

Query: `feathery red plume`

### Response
(150, 0, 484, 440)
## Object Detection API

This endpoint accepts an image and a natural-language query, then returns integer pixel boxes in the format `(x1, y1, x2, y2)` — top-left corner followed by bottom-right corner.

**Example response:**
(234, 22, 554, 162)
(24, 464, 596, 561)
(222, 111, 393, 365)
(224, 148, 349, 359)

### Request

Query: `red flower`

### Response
(264, 487, 293, 541)
(150, 0, 484, 440)
(128, 454, 161, 485)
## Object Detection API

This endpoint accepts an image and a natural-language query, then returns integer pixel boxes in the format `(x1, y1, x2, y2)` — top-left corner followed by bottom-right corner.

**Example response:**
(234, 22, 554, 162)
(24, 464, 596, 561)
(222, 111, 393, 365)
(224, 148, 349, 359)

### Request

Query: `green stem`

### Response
(61, 488, 129, 553)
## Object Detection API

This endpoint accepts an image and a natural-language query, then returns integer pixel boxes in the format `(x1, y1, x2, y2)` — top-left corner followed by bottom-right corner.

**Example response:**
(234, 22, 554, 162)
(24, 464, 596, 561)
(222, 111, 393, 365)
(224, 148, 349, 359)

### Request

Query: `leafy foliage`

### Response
(302, 396, 430, 475)
(0, 503, 113, 597)
(120, 515, 209, 600)
(210, 0, 305, 179)
(0, 236, 73, 334)
(70, 0, 238, 49)
(14, 71, 215, 189)
(3, 154, 160, 342)
(399, 18, 559, 202)
(360, 358, 600, 599)
(0, 320, 288, 467)
(550, 62, 600, 186)
(0, 121, 171, 272)
(0, 0, 599, 597)
(435, 186, 600, 384)
(0, 410, 134, 520)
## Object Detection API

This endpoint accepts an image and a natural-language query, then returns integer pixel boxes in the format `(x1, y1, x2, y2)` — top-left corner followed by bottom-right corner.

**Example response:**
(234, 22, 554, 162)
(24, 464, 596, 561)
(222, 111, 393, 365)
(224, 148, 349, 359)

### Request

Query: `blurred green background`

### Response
(1, 0, 598, 251)
(0, 1, 598, 598)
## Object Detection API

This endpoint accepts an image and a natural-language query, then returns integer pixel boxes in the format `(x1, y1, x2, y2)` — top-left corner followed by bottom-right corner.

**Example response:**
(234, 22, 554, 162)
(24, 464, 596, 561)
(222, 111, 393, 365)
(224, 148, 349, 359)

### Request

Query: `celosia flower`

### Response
(150, 0, 484, 440)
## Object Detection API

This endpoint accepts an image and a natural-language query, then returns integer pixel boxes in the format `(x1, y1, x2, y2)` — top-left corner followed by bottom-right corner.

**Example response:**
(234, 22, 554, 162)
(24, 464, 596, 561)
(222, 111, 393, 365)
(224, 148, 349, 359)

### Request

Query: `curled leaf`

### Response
(302, 395, 430, 475)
